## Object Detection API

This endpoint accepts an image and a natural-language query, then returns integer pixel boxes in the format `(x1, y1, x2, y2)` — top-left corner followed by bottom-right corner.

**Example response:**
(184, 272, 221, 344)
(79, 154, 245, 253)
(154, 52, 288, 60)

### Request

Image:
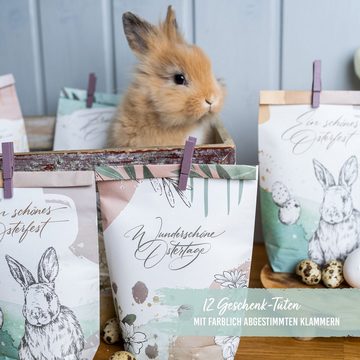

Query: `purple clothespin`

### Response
(2, 142, 14, 199)
(311, 60, 321, 108)
(178, 136, 197, 191)
(86, 73, 97, 108)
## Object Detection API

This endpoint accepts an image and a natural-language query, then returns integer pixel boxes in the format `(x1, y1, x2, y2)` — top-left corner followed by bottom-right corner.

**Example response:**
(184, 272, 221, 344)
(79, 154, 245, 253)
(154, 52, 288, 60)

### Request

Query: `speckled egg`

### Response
(322, 260, 344, 288)
(279, 198, 301, 225)
(109, 351, 136, 360)
(272, 181, 291, 206)
(103, 317, 121, 345)
(295, 259, 322, 285)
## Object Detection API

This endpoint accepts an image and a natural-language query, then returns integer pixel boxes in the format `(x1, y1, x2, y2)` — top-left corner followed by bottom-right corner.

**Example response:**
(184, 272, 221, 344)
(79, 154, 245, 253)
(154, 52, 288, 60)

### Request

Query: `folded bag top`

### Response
(96, 163, 257, 181)
(0, 170, 95, 188)
(97, 163, 258, 359)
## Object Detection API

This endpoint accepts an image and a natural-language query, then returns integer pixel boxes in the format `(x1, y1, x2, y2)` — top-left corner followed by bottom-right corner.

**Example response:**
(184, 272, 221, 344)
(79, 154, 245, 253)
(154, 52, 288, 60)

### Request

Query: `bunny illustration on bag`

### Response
(309, 156, 360, 265)
(109, 6, 225, 147)
(5, 247, 84, 360)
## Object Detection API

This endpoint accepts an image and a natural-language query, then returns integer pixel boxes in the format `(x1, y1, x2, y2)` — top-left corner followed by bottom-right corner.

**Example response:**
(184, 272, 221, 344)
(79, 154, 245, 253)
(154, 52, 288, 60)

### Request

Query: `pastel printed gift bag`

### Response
(0, 74, 29, 152)
(259, 90, 360, 272)
(53, 87, 120, 150)
(0, 171, 99, 360)
(97, 164, 258, 360)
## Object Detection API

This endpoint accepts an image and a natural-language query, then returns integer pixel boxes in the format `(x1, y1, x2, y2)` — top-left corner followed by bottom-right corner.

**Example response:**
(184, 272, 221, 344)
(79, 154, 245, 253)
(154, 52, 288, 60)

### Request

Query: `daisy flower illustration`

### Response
(214, 270, 248, 288)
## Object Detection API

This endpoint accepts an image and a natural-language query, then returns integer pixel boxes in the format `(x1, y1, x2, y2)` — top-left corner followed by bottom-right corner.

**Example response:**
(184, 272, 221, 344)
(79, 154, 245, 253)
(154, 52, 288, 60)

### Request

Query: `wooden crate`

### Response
(4, 116, 235, 171)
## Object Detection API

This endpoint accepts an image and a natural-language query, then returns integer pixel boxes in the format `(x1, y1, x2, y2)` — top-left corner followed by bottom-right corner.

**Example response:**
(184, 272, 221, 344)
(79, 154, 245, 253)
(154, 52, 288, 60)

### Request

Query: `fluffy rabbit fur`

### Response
(5, 247, 84, 360)
(309, 156, 360, 265)
(109, 6, 225, 147)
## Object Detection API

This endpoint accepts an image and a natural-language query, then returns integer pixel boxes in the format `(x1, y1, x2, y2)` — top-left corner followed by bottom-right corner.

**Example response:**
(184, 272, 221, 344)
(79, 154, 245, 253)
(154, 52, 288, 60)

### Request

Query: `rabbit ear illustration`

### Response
(339, 156, 358, 188)
(122, 11, 157, 56)
(313, 159, 335, 189)
(38, 247, 59, 284)
(5, 255, 36, 289)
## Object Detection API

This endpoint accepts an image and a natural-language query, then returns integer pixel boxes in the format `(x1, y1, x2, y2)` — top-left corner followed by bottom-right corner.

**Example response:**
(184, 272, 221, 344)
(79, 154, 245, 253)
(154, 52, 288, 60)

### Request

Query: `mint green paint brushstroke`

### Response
(152, 288, 360, 337)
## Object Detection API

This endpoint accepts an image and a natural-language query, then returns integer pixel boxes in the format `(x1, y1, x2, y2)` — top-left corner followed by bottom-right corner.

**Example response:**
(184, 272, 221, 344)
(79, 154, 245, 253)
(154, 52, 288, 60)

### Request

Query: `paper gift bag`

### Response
(53, 87, 120, 150)
(0, 74, 29, 152)
(97, 164, 258, 359)
(259, 90, 360, 272)
(0, 171, 99, 360)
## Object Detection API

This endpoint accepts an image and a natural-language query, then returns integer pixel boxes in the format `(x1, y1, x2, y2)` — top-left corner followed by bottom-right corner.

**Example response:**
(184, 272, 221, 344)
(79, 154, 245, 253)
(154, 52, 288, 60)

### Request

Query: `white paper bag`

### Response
(0, 74, 29, 152)
(97, 164, 258, 359)
(53, 87, 120, 150)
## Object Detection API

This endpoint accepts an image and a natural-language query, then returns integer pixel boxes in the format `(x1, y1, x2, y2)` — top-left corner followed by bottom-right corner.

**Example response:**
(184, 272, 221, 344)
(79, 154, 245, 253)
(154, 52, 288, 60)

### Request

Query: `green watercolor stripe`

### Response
(238, 180, 244, 205)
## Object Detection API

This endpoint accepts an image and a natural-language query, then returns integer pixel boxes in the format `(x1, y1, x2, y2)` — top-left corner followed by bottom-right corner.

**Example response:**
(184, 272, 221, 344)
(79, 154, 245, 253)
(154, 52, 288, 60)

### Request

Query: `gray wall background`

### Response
(1, 0, 360, 164)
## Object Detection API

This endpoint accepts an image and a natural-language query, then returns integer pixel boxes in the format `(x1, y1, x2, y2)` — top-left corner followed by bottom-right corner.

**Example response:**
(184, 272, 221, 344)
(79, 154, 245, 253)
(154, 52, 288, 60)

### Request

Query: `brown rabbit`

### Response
(109, 6, 225, 147)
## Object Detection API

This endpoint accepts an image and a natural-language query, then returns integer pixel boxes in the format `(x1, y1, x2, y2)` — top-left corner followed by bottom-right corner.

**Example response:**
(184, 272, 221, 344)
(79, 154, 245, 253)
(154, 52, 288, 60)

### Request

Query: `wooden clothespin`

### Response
(178, 136, 197, 191)
(2, 142, 14, 199)
(86, 73, 97, 108)
(311, 60, 321, 108)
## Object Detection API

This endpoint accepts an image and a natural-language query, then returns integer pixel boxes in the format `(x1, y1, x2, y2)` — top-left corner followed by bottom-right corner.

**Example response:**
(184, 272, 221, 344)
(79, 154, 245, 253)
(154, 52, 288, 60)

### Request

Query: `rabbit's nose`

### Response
(205, 99, 213, 105)
(32, 308, 42, 319)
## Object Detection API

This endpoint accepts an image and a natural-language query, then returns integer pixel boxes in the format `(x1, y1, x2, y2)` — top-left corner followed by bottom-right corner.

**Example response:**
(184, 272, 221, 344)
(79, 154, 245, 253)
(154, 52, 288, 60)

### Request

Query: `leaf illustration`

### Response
(124, 165, 137, 180)
(189, 170, 202, 178)
(62, 88, 70, 99)
(216, 164, 231, 179)
(162, 179, 175, 207)
(238, 180, 244, 205)
(220, 166, 257, 180)
(143, 165, 154, 178)
(150, 178, 162, 194)
(173, 184, 192, 208)
(204, 178, 209, 217)
(122, 314, 137, 326)
(96, 166, 123, 180)
(72, 92, 80, 100)
(199, 164, 213, 178)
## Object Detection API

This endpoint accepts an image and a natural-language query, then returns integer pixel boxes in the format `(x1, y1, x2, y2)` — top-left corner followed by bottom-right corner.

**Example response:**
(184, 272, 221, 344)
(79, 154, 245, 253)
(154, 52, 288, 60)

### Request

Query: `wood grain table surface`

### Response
(96, 244, 360, 360)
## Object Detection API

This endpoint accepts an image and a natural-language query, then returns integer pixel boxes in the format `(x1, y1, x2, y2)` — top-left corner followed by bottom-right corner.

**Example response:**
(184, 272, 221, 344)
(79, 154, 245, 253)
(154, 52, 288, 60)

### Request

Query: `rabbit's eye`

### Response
(45, 293, 53, 302)
(174, 73, 187, 85)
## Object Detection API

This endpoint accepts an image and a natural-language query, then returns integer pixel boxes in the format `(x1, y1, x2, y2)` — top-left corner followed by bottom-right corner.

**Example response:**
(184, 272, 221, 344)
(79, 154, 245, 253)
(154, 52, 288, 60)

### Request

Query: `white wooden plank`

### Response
(39, 0, 115, 114)
(0, 0, 44, 115)
(282, 0, 360, 90)
(112, 0, 194, 94)
(195, 0, 281, 164)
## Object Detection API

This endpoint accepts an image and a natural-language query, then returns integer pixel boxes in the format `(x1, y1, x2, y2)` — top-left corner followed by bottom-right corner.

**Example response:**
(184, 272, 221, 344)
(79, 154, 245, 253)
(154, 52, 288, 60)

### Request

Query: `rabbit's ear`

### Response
(5, 255, 35, 289)
(38, 247, 59, 283)
(339, 156, 358, 188)
(122, 12, 157, 56)
(313, 159, 335, 189)
(163, 6, 183, 42)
